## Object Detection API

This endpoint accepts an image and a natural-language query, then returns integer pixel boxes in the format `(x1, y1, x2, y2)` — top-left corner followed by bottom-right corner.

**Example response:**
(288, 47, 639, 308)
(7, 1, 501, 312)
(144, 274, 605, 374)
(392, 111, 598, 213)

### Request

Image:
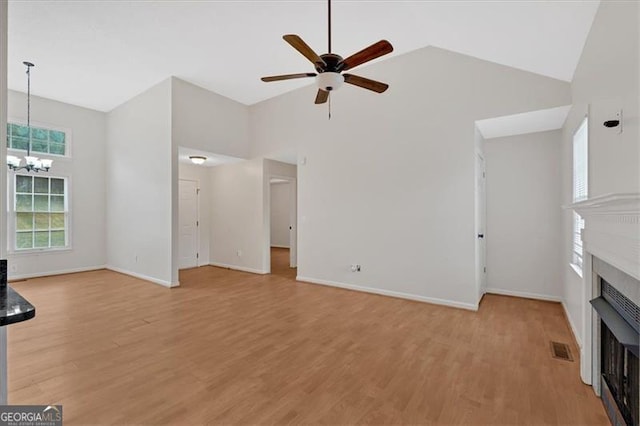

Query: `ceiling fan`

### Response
(261, 0, 393, 105)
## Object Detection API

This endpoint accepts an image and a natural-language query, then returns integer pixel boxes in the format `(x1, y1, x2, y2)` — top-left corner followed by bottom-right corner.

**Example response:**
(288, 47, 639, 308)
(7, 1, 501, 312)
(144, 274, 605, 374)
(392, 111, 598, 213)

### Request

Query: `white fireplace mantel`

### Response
(567, 193, 640, 390)
(571, 193, 640, 283)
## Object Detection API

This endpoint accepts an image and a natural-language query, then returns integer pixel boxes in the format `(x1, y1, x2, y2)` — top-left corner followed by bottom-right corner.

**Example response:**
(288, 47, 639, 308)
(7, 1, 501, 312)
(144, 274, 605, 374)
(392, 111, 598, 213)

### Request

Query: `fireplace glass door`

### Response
(602, 322, 639, 426)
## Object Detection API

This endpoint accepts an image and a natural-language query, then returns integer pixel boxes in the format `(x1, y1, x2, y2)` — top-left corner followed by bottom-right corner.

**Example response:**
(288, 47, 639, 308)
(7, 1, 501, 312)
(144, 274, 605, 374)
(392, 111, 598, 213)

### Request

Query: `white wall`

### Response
(209, 158, 266, 273)
(106, 79, 176, 286)
(251, 46, 570, 309)
(270, 182, 290, 248)
(485, 130, 562, 301)
(7, 91, 107, 279)
(178, 162, 211, 264)
(172, 78, 249, 159)
(561, 0, 639, 347)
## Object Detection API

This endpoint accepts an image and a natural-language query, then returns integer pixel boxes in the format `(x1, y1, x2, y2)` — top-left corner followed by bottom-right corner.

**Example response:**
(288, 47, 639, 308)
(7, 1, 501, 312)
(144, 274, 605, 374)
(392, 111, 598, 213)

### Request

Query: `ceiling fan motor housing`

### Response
(316, 72, 344, 92)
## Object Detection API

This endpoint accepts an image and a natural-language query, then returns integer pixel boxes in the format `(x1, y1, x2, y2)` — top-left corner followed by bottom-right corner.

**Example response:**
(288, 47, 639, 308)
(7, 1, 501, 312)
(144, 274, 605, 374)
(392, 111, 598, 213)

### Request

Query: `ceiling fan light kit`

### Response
(316, 72, 344, 92)
(261, 0, 393, 112)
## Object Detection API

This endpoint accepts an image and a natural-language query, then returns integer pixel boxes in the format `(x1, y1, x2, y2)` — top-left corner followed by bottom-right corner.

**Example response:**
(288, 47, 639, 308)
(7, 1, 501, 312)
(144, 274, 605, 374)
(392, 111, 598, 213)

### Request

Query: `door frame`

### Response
(178, 178, 200, 269)
(475, 153, 487, 300)
(266, 174, 297, 272)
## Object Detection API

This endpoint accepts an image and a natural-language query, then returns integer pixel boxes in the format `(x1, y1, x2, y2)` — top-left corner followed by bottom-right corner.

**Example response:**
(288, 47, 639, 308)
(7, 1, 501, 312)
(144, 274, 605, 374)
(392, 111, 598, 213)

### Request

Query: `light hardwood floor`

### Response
(7, 248, 607, 425)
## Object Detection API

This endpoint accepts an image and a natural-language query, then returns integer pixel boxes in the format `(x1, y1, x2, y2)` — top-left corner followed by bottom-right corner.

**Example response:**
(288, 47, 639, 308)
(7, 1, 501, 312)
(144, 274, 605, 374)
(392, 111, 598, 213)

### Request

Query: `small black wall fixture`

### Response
(603, 110, 623, 133)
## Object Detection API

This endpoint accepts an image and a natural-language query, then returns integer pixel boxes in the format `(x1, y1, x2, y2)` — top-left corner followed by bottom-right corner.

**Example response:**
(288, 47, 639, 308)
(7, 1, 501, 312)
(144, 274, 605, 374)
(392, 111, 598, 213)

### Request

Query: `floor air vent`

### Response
(550, 341, 574, 361)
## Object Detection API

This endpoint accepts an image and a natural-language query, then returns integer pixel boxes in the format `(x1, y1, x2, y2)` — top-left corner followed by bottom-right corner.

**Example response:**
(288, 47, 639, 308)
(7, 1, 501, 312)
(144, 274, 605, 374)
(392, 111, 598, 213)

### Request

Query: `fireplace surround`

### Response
(572, 193, 640, 425)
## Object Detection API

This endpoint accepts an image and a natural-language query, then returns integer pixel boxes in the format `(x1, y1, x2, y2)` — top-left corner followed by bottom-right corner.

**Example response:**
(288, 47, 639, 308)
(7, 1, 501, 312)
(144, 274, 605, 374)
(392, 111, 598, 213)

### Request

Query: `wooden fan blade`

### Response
(343, 74, 389, 93)
(315, 89, 329, 104)
(283, 34, 327, 67)
(261, 73, 317, 82)
(340, 40, 393, 71)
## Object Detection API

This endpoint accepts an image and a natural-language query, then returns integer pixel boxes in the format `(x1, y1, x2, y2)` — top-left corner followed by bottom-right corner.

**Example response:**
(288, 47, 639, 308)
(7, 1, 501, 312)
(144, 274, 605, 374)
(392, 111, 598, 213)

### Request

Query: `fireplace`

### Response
(594, 275, 639, 425)
(601, 320, 639, 426)
(570, 193, 640, 426)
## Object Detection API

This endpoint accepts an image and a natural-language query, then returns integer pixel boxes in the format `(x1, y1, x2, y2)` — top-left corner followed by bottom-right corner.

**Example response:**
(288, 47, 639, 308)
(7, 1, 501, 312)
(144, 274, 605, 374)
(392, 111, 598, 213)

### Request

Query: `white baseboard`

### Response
(8, 265, 106, 281)
(105, 265, 178, 288)
(208, 262, 268, 275)
(270, 245, 290, 249)
(561, 301, 583, 348)
(485, 287, 563, 303)
(296, 276, 478, 311)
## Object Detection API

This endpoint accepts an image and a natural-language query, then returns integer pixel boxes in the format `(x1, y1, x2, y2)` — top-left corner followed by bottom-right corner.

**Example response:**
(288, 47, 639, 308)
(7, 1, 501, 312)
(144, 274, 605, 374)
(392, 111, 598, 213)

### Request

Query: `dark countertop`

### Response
(0, 286, 36, 326)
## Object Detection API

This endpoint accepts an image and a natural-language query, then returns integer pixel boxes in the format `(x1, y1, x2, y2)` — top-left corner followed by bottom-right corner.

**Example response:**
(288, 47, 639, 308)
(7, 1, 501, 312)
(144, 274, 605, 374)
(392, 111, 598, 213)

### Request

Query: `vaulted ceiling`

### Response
(8, 1, 599, 112)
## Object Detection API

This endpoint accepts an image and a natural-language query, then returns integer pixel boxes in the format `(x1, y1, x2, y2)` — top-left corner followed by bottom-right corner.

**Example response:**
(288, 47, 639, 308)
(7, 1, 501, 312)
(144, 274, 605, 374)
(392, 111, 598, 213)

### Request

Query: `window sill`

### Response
(570, 263, 583, 278)
(8, 247, 72, 256)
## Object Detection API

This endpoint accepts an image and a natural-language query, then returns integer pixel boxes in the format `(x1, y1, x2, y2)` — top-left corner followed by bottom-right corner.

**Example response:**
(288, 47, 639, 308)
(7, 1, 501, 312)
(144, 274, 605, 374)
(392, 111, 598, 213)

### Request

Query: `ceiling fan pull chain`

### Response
(328, 94, 331, 120)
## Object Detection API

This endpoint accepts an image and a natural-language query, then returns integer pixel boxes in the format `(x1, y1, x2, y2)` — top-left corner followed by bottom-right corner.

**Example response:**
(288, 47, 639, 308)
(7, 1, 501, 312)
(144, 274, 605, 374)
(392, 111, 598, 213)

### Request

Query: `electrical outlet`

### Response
(237, 250, 242, 257)
(350, 264, 361, 272)
(10, 264, 17, 273)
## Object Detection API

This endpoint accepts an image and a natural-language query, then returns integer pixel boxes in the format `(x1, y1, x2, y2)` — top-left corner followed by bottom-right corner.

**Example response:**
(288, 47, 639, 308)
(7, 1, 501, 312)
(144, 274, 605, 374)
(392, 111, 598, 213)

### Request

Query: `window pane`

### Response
(34, 177, 49, 194)
(34, 195, 49, 212)
(31, 128, 47, 141)
(16, 232, 33, 249)
(34, 213, 49, 230)
(31, 140, 48, 154)
(49, 143, 65, 155)
(16, 175, 32, 193)
(50, 178, 64, 195)
(50, 231, 65, 247)
(50, 195, 64, 212)
(34, 231, 49, 248)
(49, 130, 65, 144)
(16, 213, 33, 231)
(11, 137, 29, 151)
(11, 124, 29, 137)
(50, 213, 65, 229)
(16, 194, 33, 212)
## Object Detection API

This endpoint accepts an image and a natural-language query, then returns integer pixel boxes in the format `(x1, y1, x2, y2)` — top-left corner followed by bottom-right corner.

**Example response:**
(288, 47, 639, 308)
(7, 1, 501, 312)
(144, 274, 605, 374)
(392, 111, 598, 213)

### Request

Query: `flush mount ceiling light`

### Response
(261, 0, 393, 113)
(189, 156, 207, 165)
(7, 62, 53, 173)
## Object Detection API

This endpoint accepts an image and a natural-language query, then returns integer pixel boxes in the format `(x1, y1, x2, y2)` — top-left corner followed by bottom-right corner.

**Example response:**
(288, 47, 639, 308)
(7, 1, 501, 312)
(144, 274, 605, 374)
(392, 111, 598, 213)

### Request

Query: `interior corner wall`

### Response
(484, 130, 563, 301)
(209, 158, 266, 274)
(250, 46, 570, 309)
(106, 78, 175, 286)
(171, 77, 250, 159)
(570, 0, 639, 197)
(6, 92, 107, 279)
(178, 162, 211, 265)
(562, 0, 640, 347)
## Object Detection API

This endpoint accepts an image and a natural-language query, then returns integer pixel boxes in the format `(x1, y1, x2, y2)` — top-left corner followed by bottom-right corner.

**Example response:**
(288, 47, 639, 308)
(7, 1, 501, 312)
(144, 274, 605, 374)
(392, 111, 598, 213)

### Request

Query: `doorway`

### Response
(268, 177, 297, 277)
(179, 179, 199, 269)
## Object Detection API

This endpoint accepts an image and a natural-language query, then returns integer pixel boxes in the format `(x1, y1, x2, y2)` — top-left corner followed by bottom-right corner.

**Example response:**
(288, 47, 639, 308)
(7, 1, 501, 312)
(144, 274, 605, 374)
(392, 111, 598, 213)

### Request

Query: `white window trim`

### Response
(6, 117, 72, 159)
(7, 172, 73, 254)
(571, 116, 588, 272)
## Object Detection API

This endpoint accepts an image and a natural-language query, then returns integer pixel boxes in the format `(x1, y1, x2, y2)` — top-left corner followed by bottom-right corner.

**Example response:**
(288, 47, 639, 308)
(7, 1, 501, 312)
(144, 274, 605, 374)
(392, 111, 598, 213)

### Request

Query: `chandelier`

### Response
(6, 62, 53, 172)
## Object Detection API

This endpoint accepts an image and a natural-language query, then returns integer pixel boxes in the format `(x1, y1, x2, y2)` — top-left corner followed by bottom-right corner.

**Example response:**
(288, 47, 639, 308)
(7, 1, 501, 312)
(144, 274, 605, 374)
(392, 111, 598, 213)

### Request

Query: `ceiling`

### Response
(477, 105, 572, 140)
(8, 1, 599, 112)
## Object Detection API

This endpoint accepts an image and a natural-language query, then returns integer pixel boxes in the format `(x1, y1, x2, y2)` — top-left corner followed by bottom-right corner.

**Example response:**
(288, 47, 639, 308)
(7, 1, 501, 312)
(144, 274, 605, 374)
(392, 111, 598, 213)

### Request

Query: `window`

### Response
(6, 123, 66, 156)
(572, 117, 588, 269)
(13, 175, 68, 251)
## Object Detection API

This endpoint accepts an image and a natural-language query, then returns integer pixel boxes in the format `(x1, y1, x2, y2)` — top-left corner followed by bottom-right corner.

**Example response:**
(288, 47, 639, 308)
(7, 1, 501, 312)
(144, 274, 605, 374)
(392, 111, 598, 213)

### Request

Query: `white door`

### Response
(289, 179, 297, 268)
(476, 154, 487, 296)
(179, 179, 199, 269)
